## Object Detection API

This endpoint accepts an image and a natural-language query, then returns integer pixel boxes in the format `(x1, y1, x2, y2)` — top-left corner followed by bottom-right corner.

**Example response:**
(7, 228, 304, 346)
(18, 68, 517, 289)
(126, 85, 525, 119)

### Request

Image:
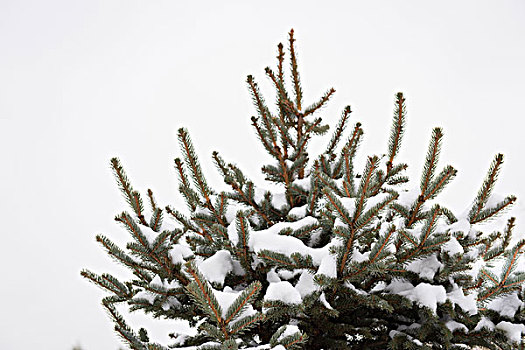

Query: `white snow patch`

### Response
(344, 281, 367, 295)
(362, 192, 390, 213)
(351, 248, 370, 263)
(295, 271, 318, 297)
(277, 325, 301, 341)
(389, 330, 423, 346)
(338, 197, 356, 217)
(254, 188, 288, 210)
(474, 317, 495, 331)
(496, 321, 525, 343)
(445, 320, 468, 333)
(266, 268, 281, 283)
(370, 281, 387, 293)
(249, 216, 329, 266)
(277, 269, 299, 280)
(198, 250, 233, 285)
(223, 202, 248, 224)
(390, 282, 446, 314)
(292, 176, 312, 191)
(161, 297, 181, 311)
(316, 253, 337, 278)
(288, 204, 307, 219)
(227, 221, 238, 245)
(396, 187, 420, 207)
(150, 274, 163, 288)
(320, 292, 334, 310)
(448, 219, 471, 235)
(169, 244, 194, 264)
(133, 291, 156, 304)
(385, 279, 414, 294)
(406, 254, 443, 280)
(141, 225, 160, 244)
(442, 236, 464, 255)
(264, 281, 302, 305)
(150, 274, 181, 289)
(447, 285, 477, 315)
(487, 292, 523, 318)
(214, 286, 257, 319)
(194, 206, 212, 216)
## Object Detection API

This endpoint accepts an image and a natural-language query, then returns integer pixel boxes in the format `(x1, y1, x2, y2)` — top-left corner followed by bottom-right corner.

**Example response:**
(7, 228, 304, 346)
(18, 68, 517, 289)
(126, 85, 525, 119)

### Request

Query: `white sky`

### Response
(1, 1, 524, 349)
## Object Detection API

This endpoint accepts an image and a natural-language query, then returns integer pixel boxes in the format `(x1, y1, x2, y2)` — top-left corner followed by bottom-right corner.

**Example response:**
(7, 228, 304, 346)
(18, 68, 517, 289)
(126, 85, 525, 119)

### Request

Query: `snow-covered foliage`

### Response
(83, 30, 525, 349)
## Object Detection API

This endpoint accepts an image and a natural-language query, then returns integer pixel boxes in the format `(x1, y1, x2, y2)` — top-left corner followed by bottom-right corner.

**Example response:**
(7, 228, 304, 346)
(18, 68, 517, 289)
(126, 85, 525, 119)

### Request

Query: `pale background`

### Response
(1, 1, 524, 349)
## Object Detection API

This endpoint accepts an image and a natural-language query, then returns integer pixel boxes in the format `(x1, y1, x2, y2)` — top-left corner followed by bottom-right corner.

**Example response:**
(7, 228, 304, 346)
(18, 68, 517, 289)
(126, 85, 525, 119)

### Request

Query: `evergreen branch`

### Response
(353, 156, 379, 219)
(354, 193, 398, 231)
(115, 212, 150, 249)
(500, 240, 525, 284)
(235, 212, 252, 272)
(177, 128, 213, 204)
(277, 42, 285, 84)
(325, 106, 351, 155)
(251, 116, 278, 157)
(81, 270, 130, 297)
(110, 158, 148, 225)
(303, 88, 336, 117)
(273, 114, 294, 153)
(288, 28, 302, 111)
(478, 241, 525, 303)
(178, 184, 200, 212)
(317, 167, 344, 197)
(95, 234, 143, 271)
(295, 117, 323, 157)
(469, 154, 504, 222)
(339, 228, 358, 277)
(165, 206, 200, 233)
(397, 229, 418, 246)
(126, 242, 173, 278)
(228, 181, 273, 226)
(307, 161, 321, 214)
(470, 195, 516, 224)
(246, 76, 279, 150)
(420, 127, 443, 195)
(343, 122, 364, 156)
(480, 269, 499, 285)
(175, 158, 200, 211)
(265, 67, 297, 116)
(370, 225, 396, 263)
(147, 189, 158, 211)
(323, 188, 353, 227)
(387, 92, 406, 172)
(229, 313, 265, 336)
(400, 206, 441, 262)
(424, 165, 457, 201)
(502, 217, 515, 250)
(390, 203, 410, 220)
(151, 230, 171, 254)
(258, 250, 315, 271)
(419, 205, 441, 245)
(174, 158, 191, 188)
(344, 225, 396, 279)
(103, 302, 144, 349)
(185, 261, 224, 325)
(211, 151, 230, 180)
(224, 281, 262, 324)
(281, 332, 308, 349)
(150, 208, 163, 232)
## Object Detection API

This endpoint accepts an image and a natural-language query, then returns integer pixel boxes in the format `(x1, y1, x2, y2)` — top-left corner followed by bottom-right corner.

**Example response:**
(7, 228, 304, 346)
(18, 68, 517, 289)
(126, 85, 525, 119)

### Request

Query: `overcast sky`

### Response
(1, 1, 524, 349)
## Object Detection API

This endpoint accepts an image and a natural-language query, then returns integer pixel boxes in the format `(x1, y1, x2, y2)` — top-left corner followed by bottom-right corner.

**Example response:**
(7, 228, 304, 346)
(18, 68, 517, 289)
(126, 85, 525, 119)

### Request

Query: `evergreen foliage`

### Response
(83, 30, 525, 349)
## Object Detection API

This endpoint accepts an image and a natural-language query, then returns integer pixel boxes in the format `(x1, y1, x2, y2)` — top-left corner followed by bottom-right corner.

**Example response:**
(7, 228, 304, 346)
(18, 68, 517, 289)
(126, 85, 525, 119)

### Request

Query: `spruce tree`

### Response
(83, 30, 525, 349)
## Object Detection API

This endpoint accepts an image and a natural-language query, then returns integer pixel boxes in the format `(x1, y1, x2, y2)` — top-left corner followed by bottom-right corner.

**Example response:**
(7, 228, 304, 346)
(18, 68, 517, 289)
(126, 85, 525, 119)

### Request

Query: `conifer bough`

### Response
(83, 30, 525, 349)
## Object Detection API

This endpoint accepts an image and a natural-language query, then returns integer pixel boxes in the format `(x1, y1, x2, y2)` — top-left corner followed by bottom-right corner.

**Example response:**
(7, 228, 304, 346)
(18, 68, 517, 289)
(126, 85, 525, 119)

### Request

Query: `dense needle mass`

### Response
(83, 30, 525, 349)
